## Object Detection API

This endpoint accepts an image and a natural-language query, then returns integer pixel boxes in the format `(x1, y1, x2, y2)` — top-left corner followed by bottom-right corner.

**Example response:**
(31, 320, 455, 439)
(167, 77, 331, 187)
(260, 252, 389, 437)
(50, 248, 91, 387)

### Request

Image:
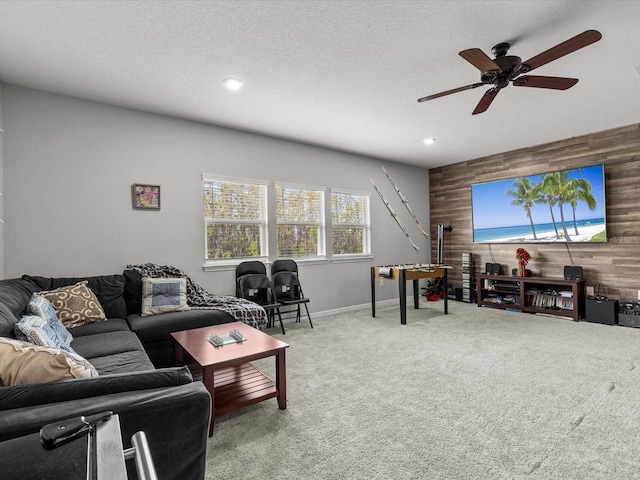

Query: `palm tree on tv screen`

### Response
(536, 175, 561, 239)
(566, 177, 597, 235)
(507, 177, 542, 240)
(539, 170, 574, 241)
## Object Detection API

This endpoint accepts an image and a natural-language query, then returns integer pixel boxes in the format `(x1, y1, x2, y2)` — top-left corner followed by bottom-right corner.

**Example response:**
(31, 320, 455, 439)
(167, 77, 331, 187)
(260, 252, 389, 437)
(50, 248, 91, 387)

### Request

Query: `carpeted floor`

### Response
(205, 300, 640, 479)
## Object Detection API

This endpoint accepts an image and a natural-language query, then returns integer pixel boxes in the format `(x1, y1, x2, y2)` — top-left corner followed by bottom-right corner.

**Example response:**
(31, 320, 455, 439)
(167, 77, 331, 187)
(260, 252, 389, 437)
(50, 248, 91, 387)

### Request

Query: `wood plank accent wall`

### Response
(429, 123, 640, 301)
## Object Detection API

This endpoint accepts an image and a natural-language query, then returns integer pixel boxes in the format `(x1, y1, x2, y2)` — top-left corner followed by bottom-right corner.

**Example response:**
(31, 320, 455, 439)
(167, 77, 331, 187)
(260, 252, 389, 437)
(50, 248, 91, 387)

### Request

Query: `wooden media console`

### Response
(477, 274, 585, 321)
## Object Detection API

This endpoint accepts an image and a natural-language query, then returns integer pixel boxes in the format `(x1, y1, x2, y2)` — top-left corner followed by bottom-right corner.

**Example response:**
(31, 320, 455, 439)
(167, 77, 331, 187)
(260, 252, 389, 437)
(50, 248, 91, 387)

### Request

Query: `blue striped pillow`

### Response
(14, 315, 76, 354)
(28, 294, 73, 347)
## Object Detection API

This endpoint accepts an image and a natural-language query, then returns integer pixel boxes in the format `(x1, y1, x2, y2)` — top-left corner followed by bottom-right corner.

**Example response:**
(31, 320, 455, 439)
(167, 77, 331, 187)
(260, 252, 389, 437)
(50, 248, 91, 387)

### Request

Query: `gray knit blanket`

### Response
(126, 263, 267, 329)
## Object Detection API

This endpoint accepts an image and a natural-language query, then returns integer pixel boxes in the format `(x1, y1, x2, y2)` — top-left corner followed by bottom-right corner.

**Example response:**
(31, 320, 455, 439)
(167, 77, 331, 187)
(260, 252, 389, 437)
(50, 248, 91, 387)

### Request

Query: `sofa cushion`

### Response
(39, 281, 107, 329)
(14, 315, 75, 354)
(71, 330, 146, 361)
(127, 308, 235, 344)
(141, 277, 189, 316)
(0, 303, 19, 339)
(0, 337, 98, 386)
(0, 278, 40, 320)
(23, 274, 127, 319)
(69, 318, 131, 337)
(71, 329, 154, 374)
(88, 350, 156, 374)
(27, 294, 73, 347)
(123, 269, 143, 315)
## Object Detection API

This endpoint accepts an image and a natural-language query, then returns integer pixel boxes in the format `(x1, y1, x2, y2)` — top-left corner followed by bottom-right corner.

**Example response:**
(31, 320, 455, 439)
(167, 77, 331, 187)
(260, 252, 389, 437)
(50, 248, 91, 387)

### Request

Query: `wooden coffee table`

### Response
(171, 322, 289, 436)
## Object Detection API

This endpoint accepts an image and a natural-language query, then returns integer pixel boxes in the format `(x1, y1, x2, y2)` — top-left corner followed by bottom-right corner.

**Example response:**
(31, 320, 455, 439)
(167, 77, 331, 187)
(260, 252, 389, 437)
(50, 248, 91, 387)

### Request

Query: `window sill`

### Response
(203, 255, 372, 271)
(291, 257, 329, 266)
(202, 258, 270, 272)
(331, 255, 373, 264)
(202, 256, 330, 272)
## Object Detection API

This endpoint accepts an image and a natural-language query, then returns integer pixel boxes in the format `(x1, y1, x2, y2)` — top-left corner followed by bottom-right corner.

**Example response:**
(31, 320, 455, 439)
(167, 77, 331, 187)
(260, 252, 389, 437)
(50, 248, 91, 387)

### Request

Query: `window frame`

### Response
(330, 188, 372, 261)
(202, 174, 269, 269)
(274, 182, 327, 260)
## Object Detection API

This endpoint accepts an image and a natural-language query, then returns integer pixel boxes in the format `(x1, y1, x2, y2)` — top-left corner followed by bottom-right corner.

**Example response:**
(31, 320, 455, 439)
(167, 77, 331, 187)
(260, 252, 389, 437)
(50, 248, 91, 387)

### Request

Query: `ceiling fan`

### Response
(417, 30, 602, 115)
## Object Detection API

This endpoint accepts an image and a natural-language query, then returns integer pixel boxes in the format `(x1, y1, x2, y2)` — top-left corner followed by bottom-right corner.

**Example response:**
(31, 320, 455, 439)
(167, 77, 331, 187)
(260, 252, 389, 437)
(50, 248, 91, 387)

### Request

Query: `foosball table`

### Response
(370, 264, 450, 324)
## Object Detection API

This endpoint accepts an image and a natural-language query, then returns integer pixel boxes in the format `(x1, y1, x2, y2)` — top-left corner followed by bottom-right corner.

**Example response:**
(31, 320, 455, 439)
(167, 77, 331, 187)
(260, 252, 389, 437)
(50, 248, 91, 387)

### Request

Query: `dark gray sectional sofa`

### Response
(0, 272, 237, 480)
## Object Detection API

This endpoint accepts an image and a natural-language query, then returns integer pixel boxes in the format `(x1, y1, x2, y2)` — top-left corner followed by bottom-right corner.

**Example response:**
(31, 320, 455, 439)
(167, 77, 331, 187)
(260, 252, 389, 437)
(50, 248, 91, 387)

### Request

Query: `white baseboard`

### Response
(312, 298, 409, 318)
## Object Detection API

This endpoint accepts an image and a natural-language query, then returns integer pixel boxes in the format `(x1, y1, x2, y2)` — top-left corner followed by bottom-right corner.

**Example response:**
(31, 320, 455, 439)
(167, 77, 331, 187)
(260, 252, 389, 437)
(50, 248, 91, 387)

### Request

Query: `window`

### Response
(275, 183, 325, 258)
(331, 190, 371, 256)
(203, 175, 268, 261)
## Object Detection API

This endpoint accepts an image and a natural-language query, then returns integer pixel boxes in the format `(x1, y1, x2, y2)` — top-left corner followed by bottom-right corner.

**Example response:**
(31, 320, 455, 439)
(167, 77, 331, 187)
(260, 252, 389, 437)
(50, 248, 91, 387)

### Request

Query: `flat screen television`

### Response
(471, 164, 606, 243)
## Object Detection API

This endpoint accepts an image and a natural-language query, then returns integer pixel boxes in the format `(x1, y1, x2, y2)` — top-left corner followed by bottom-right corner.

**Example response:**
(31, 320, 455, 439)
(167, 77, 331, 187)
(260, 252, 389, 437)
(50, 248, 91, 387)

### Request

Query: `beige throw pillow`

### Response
(39, 281, 106, 328)
(0, 337, 98, 386)
(141, 277, 189, 316)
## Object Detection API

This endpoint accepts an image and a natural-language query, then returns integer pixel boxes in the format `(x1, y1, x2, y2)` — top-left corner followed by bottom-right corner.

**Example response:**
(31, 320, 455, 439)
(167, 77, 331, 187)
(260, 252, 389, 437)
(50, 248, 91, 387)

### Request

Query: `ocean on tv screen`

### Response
(474, 218, 605, 243)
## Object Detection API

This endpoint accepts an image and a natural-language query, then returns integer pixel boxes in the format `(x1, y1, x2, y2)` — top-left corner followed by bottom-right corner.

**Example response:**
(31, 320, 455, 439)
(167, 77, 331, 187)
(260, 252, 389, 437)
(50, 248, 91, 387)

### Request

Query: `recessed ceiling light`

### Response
(423, 138, 436, 146)
(223, 78, 244, 90)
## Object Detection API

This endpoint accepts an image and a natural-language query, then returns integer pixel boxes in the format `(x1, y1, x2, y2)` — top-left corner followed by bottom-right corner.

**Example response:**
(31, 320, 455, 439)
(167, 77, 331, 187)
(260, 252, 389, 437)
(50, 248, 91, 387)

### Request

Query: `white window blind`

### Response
(331, 190, 371, 256)
(275, 183, 325, 258)
(203, 175, 268, 260)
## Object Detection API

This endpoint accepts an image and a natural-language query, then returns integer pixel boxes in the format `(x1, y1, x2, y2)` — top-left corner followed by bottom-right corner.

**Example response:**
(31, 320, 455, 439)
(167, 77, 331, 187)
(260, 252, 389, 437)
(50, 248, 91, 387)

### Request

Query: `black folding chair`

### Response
(271, 271, 312, 329)
(238, 273, 285, 334)
(271, 259, 299, 276)
(235, 261, 267, 297)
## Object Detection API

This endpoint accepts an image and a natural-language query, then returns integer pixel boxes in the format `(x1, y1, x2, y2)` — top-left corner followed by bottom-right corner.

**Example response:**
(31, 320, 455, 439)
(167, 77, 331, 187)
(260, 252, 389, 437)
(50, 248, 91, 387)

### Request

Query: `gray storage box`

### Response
(619, 301, 640, 328)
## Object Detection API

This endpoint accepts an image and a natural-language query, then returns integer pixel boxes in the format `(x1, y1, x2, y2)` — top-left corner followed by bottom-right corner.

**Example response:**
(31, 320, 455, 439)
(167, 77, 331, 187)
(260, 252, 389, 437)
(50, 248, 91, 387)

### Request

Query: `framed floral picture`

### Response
(132, 184, 161, 209)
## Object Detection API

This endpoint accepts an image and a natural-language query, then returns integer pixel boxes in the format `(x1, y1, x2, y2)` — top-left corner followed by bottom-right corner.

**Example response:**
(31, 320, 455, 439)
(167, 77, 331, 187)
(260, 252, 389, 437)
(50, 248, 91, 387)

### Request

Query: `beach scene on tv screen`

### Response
(472, 165, 606, 243)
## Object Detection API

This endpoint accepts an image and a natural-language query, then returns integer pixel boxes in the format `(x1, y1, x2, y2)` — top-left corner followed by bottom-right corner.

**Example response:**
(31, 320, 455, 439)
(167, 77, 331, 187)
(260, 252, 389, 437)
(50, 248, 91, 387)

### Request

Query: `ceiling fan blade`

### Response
(472, 88, 499, 115)
(459, 48, 502, 73)
(417, 83, 485, 102)
(513, 75, 578, 90)
(520, 30, 602, 73)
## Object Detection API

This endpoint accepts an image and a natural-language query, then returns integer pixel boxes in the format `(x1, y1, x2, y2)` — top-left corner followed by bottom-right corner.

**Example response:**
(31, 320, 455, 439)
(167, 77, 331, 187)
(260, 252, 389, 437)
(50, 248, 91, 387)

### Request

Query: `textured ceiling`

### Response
(0, 0, 639, 168)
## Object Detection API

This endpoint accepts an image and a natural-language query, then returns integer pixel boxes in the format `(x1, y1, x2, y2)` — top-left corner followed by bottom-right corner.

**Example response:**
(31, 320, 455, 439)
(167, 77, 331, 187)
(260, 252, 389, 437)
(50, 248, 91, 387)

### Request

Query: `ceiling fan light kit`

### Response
(418, 30, 602, 114)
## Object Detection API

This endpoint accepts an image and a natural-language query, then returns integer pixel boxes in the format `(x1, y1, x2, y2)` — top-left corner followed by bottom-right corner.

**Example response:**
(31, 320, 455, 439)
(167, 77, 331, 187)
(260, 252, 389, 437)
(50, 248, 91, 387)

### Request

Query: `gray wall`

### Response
(1, 85, 431, 313)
